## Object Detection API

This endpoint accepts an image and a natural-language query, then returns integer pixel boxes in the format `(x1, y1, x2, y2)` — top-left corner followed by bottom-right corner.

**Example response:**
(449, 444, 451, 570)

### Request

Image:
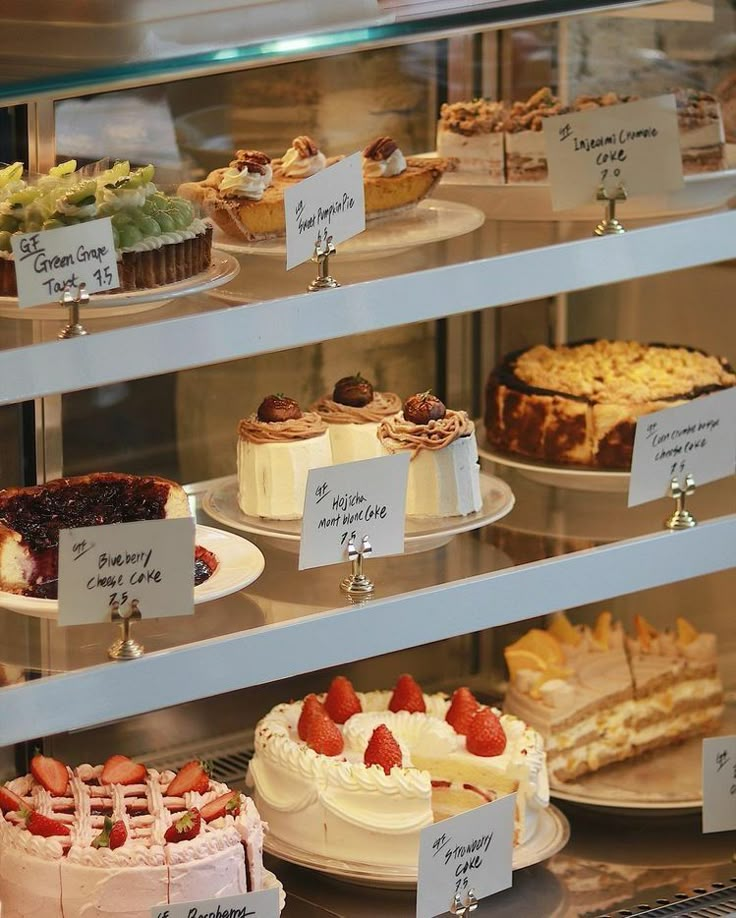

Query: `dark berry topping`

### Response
(332, 374, 374, 407)
(257, 394, 302, 423)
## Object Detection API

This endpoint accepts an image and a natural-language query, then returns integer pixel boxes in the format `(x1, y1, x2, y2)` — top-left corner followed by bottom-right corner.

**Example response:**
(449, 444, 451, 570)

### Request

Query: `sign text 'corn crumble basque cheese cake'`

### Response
(178, 135, 451, 242)
(0, 160, 212, 296)
(484, 339, 736, 469)
(0, 755, 272, 918)
(248, 674, 549, 870)
(0, 472, 217, 599)
(503, 612, 724, 783)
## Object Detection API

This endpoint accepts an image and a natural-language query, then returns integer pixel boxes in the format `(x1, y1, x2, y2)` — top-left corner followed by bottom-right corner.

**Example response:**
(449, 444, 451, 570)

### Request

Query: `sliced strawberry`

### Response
(466, 708, 507, 757)
(200, 791, 241, 823)
(101, 755, 146, 787)
(305, 712, 344, 757)
(164, 807, 201, 843)
(0, 786, 25, 814)
(446, 687, 480, 736)
(297, 694, 326, 741)
(388, 674, 426, 714)
(363, 724, 402, 775)
(24, 809, 70, 838)
(324, 676, 362, 725)
(92, 815, 127, 850)
(30, 755, 69, 797)
(166, 761, 210, 796)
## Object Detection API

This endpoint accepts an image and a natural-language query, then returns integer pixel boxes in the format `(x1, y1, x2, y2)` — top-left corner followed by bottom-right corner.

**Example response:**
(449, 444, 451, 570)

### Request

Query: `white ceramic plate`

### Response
(0, 251, 240, 320)
(0, 524, 264, 619)
(202, 471, 515, 554)
(550, 698, 736, 815)
(433, 146, 736, 221)
(211, 199, 485, 261)
(264, 804, 569, 889)
(478, 443, 630, 494)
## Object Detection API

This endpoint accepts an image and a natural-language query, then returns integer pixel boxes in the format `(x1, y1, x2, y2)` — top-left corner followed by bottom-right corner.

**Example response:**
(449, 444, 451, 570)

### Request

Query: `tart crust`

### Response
(484, 340, 736, 469)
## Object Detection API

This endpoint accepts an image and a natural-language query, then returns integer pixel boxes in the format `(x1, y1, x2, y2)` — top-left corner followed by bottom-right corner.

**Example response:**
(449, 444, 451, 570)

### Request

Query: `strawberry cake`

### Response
(247, 675, 549, 870)
(0, 754, 273, 917)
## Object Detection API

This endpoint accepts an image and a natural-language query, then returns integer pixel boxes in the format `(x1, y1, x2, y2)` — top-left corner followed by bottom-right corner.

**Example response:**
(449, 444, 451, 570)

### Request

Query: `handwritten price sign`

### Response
(702, 736, 736, 833)
(628, 388, 736, 507)
(58, 517, 196, 626)
(151, 887, 279, 918)
(543, 94, 684, 211)
(416, 794, 515, 918)
(11, 217, 120, 308)
(299, 454, 409, 570)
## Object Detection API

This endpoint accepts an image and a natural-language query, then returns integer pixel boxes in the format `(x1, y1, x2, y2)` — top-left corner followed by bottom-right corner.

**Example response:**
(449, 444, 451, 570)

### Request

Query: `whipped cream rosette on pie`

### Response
(237, 394, 332, 520)
(377, 392, 482, 517)
(0, 160, 211, 296)
(503, 611, 724, 783)
(247, 673, 548, 869)
(0, 754, 271, 918)
(312, 373, 401, 463)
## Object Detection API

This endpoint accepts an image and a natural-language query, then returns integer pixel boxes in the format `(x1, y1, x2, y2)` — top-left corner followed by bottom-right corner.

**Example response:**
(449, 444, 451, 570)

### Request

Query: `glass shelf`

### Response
(0, 0, 657, 103)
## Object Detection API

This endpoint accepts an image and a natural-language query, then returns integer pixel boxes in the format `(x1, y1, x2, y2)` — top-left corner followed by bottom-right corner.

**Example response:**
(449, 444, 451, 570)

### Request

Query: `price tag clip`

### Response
(57, 283, 90, 339)
(308, 231, 340, 292)
(594, 183, 627, 237)
(665, 473, 697, 530)
(108, 599, 144, 661)
(340, 534, 374, 596)
(450, 889, 479, 915)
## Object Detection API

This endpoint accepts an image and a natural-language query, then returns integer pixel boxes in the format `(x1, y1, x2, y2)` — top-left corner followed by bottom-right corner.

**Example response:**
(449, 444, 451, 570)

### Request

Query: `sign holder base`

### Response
(308, 232, 340, 291)
(450, 889, 479, 915)
(340, 535, 374, 596)
(108, 601, 144, 660)
(594, 184, 627, 236)
(57, 283, 90, 338)
(665, 473, 697, 530)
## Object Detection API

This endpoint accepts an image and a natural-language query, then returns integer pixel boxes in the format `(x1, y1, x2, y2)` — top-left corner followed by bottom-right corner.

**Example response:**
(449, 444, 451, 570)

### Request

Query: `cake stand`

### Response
(0, 250, 239, 320)
(0, 524, 264, 619)
(263, 804, 570, 889)
(202, 471, 515, 554)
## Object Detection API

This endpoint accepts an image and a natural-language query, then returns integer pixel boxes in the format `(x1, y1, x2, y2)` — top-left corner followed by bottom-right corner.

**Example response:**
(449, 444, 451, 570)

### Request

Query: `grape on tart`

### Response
(0, 754, 269, 918)
(237, 394, 332, 520)
(248, 674, 548, 869)
(504, 611, 724, 783)
(485, 339, 736, 469)
(312, 372, 402, 463)
(0, 160, 212, 296)
(0, 472, 216, 600)
(177, 135, 451, 242)
(377, 391, 482, 516)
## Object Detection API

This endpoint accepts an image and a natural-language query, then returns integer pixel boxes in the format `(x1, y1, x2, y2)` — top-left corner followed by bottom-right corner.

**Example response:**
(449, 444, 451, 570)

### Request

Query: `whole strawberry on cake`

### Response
(0, 753, 274, 917)
(0, 159, 212, 297)
(248, 673, 548, 869)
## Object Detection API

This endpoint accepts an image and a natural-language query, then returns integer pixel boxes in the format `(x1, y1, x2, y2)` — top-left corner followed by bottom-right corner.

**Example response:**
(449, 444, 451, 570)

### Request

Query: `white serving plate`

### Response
(478, 444, 630, 494)
(0, 524, 264, 619)
(203, 471, 514, 554)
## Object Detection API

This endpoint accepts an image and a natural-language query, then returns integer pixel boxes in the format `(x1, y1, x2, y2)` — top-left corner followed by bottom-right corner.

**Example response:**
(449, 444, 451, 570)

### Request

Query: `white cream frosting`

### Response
(101, 182, 157, 210)
(220, 165, 273, 200)
(56, 199, 97, 219)
(280, 146, 327, 178)
(249, 689, 548, 867)
(119, 218, 209, 254)
(391, 432, 482, 517)
(362, 148, 407, 178)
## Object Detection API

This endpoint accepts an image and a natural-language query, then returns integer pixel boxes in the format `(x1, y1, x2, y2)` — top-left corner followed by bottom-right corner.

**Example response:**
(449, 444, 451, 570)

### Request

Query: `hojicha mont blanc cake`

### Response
(313, 373, 401, 463)
(485, 339, 736, 469)
(378, 392, 482, 517)
(237, 394, 331, 520)
(0, 160, 211, 296)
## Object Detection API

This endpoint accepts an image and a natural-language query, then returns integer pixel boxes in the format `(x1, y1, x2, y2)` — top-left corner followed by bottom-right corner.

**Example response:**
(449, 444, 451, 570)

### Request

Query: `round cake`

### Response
(484, 340, 736, 469)
(0, 754, 271, 918)
(312, 373, 401, 463)
(247, 675, 548, 870)
(378, 392, 482, 516)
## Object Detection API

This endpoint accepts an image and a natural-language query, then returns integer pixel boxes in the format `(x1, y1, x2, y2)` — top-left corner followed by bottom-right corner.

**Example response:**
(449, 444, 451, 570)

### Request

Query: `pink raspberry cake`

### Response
(0, 754, 273, 917)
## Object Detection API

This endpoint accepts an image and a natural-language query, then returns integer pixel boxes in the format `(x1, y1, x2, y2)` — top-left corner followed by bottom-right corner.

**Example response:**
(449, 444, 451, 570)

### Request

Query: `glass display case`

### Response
(0, 1, 735, 915)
